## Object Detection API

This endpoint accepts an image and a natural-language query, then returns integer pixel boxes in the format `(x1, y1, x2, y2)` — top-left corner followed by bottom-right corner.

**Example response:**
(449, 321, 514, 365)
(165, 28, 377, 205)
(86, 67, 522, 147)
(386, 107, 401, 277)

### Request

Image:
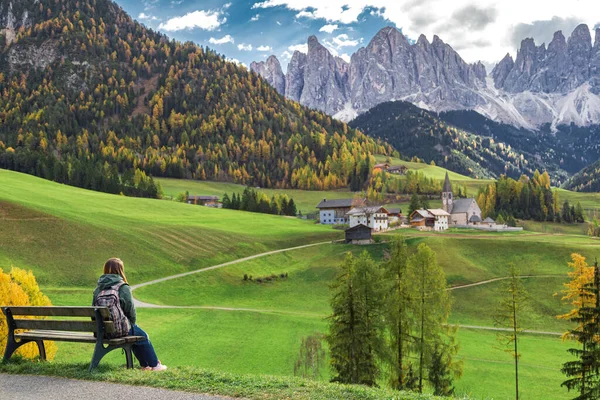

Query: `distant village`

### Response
(183, 166, 522, 245)
(317, 171, 522, 244)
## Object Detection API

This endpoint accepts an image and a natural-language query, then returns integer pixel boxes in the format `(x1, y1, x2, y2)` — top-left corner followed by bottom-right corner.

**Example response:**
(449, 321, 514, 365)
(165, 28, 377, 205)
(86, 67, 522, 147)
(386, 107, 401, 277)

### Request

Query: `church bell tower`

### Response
(442, 172, 453, 213)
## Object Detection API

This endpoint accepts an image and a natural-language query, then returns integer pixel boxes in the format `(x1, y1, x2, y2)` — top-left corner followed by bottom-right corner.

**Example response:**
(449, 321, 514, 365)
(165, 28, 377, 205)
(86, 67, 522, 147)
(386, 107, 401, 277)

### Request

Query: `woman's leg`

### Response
(129, 324, 159, 368)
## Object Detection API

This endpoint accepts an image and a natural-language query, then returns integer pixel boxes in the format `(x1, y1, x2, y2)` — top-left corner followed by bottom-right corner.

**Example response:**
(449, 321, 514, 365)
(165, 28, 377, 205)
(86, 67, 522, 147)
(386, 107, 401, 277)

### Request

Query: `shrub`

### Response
(243, 274, 248, 281)
(0, 267, 57, 360)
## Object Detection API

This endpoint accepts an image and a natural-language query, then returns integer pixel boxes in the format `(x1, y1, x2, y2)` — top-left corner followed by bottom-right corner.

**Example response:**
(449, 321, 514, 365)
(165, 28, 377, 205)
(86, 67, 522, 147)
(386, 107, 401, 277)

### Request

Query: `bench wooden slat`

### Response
(15, 331, 145, 345)
(14, 319, 115, 334)
(4, 306, 110, 318)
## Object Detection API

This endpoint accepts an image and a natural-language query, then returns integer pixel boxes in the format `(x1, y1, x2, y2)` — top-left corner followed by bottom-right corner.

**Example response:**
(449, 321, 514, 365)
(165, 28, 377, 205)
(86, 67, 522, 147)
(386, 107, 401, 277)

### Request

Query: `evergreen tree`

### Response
(408, 192, 420, 216)
(428, 342, 456, 396)
(494, 264, 528, 400)
(561, 259, 600, 399)
(408, 243, 453, 393)
(326, 252, 382, 386)
(576, 202, 586, 223)
(420, 195, 430, 210)
(287, 199, 297, 216)
(221, 193, 231, 209)
(382, 236, 414, 390)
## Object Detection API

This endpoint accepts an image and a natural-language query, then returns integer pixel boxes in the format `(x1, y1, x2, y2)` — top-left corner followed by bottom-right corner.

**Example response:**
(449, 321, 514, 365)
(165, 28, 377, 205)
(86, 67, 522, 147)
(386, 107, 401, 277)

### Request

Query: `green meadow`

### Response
(2, 169, 600, 399)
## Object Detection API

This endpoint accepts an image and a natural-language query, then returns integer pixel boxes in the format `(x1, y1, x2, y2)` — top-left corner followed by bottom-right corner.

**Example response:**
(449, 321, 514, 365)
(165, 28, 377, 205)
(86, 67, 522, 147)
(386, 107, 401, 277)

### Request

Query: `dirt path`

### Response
(131, 241, 331, 296)
(448, 274, 565, 291)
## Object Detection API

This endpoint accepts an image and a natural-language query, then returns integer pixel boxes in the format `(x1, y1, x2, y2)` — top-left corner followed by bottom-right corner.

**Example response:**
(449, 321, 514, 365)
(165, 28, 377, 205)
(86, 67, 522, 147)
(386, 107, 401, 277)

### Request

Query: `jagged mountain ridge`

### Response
(251, 25, 600, 130)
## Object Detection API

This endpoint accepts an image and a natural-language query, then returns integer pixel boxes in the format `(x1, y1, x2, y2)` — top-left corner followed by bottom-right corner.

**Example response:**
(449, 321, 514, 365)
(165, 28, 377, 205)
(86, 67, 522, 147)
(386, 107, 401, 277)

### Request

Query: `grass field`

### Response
(3, 169, 600, 399)
(0, 169, 339, 286)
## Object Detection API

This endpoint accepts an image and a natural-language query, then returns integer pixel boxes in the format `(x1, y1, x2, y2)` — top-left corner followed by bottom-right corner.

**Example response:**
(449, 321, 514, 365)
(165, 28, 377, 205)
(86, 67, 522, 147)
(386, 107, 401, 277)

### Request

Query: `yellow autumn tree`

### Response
(557, 253, 595, 340)
(0, 267, 57, 360)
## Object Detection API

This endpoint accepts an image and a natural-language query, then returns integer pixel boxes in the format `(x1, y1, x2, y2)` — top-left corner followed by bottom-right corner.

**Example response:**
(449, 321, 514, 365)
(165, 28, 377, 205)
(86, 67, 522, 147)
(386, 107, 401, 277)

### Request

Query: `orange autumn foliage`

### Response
(0, 267, 57, 360)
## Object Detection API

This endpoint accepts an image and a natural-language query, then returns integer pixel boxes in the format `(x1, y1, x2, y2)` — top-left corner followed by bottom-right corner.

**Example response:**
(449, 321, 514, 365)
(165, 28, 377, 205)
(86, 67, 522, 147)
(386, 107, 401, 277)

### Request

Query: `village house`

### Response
(344, 224, 372, 244)
(187, 195, 221, 208)
(387, 165, 408, 175)
(347, 206, 389, 231)
(386, 208, 402, 224)
(410, 208, 450, 231)
(373, 163, 390, 172)
(316, 198, 366, 225)
(442, 172, 483, 226)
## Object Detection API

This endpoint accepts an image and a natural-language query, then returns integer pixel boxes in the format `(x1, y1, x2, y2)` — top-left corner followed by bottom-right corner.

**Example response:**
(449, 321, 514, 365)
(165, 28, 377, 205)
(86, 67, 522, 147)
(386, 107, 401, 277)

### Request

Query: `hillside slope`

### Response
(0, 0, 391, 194)
(0, 169, 338, 286)
(562, 160, 600, 192)
(350, 101, 568, 181)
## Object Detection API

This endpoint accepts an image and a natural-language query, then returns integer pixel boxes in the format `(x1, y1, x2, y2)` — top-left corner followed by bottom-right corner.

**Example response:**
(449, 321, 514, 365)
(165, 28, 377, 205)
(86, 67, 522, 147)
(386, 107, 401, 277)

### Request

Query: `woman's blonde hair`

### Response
(103, 258, 128, 284)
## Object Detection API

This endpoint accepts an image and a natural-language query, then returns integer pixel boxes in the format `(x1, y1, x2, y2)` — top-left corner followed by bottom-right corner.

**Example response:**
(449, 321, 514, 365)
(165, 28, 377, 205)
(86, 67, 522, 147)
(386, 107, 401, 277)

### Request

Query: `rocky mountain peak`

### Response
(250, 55, 286, 96)
(285, 51, 307, 102)
(595, 28, 600, 51)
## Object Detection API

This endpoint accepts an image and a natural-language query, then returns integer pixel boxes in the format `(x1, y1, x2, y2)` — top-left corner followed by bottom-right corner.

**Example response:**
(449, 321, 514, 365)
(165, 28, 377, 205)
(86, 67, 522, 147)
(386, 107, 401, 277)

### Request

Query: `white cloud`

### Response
(331, 33, 360, 47)
(276, 20, 282, 26)
(250, 0, 600, 64)
(238, 43, 253, 51)
(250, 14, 260, 22)
(138, 13, 157, 20)
(257, 45, 273, 52)
(281, 50, 293, 60)
(319, 24, 338, 33)
(339, 53, 351, 63)
(227, 57, 247, 67)
(158, 10, 225, 32)
(223, 2, 232, 9)
(209, 35, 234, 45)
(288, 43, 308, 53)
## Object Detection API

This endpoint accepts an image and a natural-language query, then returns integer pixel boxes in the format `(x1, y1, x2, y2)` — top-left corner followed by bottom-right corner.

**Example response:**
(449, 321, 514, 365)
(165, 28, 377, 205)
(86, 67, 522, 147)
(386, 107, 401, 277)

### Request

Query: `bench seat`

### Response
(16, 330, 145, 345)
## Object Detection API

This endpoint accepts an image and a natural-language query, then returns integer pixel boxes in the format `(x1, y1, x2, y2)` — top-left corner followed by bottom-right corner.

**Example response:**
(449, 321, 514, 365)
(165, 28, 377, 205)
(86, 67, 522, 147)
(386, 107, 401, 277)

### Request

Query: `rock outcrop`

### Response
(250, 55, 286, 95)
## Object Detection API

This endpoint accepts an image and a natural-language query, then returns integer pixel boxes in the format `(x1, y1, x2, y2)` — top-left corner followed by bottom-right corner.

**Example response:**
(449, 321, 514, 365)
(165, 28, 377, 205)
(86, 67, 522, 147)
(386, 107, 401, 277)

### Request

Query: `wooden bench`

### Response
(2, 306, 145, 372)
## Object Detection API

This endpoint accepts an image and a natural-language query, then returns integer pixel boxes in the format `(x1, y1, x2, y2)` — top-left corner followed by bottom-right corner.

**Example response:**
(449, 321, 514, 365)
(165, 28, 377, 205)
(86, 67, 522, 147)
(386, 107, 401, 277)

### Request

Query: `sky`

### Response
(116, 0, 600, 71)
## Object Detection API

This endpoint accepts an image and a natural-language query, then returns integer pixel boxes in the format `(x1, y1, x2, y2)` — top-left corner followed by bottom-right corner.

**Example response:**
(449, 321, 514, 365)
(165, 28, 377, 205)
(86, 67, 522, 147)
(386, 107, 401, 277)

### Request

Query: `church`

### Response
(442, 172, 483, 226)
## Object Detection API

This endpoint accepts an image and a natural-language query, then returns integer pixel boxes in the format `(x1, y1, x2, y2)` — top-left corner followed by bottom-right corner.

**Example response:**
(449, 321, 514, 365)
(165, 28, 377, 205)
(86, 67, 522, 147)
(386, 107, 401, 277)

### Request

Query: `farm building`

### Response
(441, 172, 483, 226)
(410, 208, 450, 231)
(373, 163, 390, 172)
(387, 165, 408, 175)
(345, 224, 372, 244)
(387, 208, 402, 224)
(316, 198, 366, 225)
(187, 195, 221, 207)
(347, 206, 389, 231)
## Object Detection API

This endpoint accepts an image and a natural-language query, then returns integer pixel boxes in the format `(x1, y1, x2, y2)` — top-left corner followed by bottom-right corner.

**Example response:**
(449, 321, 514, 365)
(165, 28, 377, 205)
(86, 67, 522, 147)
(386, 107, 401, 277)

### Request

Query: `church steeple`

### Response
(442, 172, 453, 213)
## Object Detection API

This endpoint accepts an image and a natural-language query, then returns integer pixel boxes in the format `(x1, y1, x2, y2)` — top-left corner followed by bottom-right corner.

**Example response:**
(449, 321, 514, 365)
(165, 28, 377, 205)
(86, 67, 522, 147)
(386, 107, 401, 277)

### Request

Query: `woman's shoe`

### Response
(150, 362, 167, 371)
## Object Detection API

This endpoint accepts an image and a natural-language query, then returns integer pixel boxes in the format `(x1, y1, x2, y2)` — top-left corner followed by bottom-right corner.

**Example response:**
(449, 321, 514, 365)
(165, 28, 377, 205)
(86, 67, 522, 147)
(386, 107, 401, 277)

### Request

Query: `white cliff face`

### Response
(251, 25, 600, 130)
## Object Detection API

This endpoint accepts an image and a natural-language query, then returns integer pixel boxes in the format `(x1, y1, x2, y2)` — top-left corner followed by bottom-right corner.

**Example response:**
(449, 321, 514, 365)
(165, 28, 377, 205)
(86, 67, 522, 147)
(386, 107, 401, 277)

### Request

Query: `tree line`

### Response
(221, 187, 297, 216)
(477, 171, 585, 222)
(326, 238, 461, 395)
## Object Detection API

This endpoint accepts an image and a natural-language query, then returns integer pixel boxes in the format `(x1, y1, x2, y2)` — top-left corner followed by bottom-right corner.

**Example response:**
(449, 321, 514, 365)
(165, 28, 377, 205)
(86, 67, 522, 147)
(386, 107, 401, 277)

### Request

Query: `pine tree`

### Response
(408, 243, 452, 393)
(326, 252, 382, 386)
(382, 236, 414, 389)
(561, 258, 600, 399)
(409, 192, 420, 215)
(494, 264, 528, 400)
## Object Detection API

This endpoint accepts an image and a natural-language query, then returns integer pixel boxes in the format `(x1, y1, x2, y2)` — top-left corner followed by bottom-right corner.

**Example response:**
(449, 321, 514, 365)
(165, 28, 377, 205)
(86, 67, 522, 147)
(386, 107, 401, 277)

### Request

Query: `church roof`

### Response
(469, 214, 482, 222)
(451, 198, 477, 214)
(443, 172, 452, 193)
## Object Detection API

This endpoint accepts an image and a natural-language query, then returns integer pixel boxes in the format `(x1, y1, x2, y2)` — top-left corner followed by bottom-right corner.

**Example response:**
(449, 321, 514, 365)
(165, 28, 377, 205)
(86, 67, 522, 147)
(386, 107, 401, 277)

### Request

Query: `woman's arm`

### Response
(119, 284, 137, 325)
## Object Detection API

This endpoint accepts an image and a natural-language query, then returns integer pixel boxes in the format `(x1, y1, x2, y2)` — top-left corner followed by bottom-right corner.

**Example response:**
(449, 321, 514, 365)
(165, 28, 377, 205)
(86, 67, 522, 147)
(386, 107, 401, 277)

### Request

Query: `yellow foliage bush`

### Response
(0, 267, 58, 360)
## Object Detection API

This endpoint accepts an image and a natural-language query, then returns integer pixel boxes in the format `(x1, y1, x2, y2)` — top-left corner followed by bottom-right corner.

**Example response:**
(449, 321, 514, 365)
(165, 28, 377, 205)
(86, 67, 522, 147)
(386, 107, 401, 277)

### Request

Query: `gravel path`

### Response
(0, 374, 231, 400)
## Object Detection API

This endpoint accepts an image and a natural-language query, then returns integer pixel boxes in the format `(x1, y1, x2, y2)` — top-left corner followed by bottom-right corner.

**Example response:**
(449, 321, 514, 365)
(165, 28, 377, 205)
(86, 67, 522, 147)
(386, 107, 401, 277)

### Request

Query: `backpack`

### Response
(93, 282, 131, 339)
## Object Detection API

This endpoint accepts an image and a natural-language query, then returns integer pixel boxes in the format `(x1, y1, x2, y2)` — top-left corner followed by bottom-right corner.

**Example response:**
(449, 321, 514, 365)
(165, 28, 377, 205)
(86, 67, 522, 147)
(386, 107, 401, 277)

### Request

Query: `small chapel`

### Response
(441, 172, 483, 226)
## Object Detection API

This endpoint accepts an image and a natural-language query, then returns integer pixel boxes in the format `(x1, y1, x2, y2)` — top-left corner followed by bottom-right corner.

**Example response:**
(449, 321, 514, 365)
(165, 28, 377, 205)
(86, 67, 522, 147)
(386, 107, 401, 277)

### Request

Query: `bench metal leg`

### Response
(124, 344, 134, 369)
(35, 340, 46, 361)
(90, 342, 135, 372)
(3, 337, 34, 362)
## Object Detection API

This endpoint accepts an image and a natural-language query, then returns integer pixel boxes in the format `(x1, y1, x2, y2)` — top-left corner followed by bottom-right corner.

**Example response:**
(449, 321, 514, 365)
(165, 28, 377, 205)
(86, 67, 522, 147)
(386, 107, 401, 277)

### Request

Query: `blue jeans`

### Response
(129, 324, 159, 368)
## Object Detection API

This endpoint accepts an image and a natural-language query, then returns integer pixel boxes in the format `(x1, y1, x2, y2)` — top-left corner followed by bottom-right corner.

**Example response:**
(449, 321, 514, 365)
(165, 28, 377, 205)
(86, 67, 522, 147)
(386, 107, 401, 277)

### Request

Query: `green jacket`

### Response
(92, 274, 137, 325)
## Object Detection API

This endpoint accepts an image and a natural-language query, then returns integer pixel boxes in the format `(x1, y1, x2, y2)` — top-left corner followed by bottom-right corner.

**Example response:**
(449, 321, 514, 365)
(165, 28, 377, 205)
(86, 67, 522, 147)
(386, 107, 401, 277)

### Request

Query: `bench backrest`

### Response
(2, 306, 115, 334)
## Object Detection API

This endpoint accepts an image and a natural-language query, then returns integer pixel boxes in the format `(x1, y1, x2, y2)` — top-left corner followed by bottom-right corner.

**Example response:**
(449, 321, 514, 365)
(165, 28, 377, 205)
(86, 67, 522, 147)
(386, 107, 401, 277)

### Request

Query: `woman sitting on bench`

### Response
(93, 257, 167, 371)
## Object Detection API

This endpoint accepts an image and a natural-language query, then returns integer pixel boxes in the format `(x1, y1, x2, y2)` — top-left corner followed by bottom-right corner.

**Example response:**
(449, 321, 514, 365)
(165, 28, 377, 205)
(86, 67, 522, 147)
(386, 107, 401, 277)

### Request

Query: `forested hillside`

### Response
(350, 101, 569, 182)
(562, 160, 600, 192)
(0, 0, 392, 196)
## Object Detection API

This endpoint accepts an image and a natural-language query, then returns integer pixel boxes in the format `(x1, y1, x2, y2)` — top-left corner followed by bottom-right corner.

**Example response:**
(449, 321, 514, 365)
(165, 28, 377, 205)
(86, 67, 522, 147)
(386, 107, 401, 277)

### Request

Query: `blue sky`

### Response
(115, 0, 599, 71)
